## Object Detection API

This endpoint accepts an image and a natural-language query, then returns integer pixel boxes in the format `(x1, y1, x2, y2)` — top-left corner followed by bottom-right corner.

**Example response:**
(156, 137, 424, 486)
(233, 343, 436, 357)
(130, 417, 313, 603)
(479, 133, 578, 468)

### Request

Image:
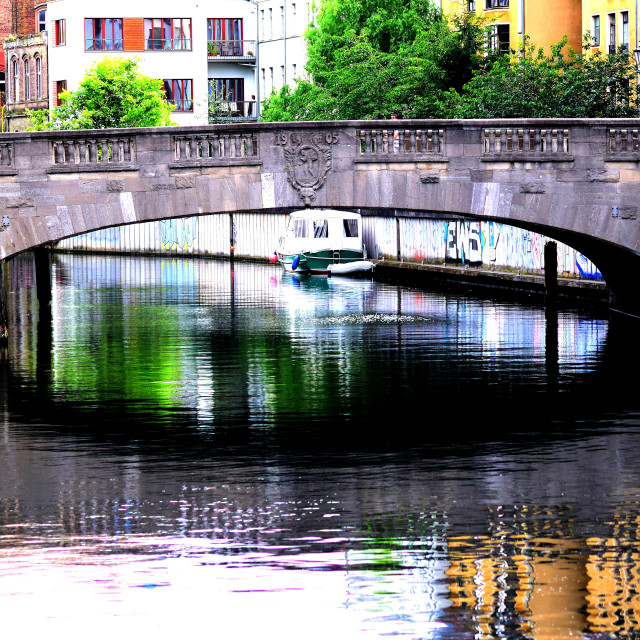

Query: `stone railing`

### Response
(607, 128, 640, 154)
(483, 128, 570, 158)
(50, 135, 136, 171)
(357, 127, 445, 160)
(172, 132, 259, 166)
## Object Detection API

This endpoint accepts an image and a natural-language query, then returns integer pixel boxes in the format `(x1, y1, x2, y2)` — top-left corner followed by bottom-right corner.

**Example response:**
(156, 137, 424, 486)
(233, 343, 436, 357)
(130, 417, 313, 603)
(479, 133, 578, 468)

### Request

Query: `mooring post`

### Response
(544, 241, 558, 304)
(33, 246, 52, 307)
(0, 260, 8, 341)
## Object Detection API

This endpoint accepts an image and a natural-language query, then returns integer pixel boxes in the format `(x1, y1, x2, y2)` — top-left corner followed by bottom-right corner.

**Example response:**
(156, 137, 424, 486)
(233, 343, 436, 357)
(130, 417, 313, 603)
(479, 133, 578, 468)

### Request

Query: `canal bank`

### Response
(370, 259, 609, 308)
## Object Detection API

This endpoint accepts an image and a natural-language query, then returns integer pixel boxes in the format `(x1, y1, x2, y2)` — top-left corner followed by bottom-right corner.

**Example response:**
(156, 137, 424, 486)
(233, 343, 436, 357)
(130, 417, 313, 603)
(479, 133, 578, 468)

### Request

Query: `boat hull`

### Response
(278, 249, 364, 274)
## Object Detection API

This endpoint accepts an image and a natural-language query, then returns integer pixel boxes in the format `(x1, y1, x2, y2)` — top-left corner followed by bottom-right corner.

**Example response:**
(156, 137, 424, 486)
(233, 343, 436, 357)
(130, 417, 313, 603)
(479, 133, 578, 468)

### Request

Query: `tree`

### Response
(261, 0, 489, 121)
(438, 36, 638, 118)
(27, 57, 175, 130)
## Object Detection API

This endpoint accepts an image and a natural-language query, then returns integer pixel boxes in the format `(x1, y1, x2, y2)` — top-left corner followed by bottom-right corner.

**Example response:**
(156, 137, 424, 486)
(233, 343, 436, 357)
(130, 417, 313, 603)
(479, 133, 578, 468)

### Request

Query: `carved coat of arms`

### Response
(276, 132, 337, 205)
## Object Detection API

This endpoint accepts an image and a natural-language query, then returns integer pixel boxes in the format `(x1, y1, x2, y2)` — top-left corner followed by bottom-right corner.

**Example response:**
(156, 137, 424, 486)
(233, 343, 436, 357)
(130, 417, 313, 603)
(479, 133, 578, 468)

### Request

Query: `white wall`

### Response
(256, 0, 313, 101)
(45, 0, 257, 125)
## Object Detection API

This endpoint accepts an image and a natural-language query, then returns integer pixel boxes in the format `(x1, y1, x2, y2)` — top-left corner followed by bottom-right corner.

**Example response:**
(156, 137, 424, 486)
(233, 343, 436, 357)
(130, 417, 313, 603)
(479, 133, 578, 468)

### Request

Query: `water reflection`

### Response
(1, 252, 640, 639)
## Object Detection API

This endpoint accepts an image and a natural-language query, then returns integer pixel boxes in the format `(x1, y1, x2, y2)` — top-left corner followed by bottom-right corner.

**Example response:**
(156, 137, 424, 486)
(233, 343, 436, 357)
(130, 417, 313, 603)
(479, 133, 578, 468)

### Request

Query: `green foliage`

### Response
(441, 36, 638, 118)
(26, 57, 175, 131)
(261, 0, 489, 121)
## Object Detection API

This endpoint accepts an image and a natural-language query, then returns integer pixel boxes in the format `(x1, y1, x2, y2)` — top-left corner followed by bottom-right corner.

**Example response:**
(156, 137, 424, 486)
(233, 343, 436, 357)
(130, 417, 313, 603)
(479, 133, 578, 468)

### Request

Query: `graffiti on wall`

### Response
(160, 218, 198, 252)
(435, 220, 602, 280)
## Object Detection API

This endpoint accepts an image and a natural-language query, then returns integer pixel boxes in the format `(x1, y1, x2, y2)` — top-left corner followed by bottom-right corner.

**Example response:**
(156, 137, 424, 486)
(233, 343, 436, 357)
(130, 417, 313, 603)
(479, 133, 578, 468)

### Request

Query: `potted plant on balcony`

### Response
(207, 42, 217, 56)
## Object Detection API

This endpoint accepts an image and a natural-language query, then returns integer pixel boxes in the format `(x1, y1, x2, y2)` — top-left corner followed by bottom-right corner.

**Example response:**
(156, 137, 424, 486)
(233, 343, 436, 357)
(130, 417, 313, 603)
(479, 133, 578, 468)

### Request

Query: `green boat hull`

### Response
(279, 249, 364, 273)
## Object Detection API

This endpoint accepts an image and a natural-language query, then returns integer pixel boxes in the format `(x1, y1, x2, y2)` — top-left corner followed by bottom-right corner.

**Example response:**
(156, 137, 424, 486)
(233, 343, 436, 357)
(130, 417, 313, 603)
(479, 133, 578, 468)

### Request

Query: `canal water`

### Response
(1, 253, 640, 639)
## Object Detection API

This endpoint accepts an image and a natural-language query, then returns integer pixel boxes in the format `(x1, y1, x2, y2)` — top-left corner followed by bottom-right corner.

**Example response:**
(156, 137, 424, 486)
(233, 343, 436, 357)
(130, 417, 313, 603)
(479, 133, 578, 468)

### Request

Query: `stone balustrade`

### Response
(51, 135, 135, 170)
(483, 128, 570, 156)
(358, 128, 444, 158)
(173, 132, 258, 164)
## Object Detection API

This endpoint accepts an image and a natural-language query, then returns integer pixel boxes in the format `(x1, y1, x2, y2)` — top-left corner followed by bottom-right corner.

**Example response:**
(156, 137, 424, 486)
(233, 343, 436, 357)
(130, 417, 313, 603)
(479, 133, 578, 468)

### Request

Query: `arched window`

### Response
(36, 57, 42, 99)
(12, 59, 19, 103)
(24, 58, 30, 101)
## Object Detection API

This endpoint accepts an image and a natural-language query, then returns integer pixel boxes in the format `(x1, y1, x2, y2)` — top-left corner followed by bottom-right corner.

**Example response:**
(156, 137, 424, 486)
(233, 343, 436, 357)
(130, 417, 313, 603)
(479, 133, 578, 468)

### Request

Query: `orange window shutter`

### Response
(123, 18, 144, 51)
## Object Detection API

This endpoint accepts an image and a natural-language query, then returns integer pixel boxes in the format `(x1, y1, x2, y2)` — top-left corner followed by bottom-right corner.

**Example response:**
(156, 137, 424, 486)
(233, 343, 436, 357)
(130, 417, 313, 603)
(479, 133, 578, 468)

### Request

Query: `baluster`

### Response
(77, 139, 87, 163)
(398, 130, 405, 154)
(66, 141, 76, 163)
(497, 129, 506, 153)
(123, 138, 132, 162)
(533, 130, 540, 152)
(0, 144, 10, 166)
(364, 130, 372, 154)
(545, 130, 553, 152)
(223, 134, 230, 157)
(409, 130, 416, 153)
(556, 129, 564, 153)
(615, 129, 622, 152)
(512, 129, 519, 152)
(245, 134, 254, 157)
(523, 129, 530, 152)
(100, 139, 109, 162)
(436, 130, 443, 153)
(177, 136, 186, 160)
(419, 130, 426, 153)
(115, 139, 124, 162)
(375, 130, 383, 154)
(234, 134, 242, 157)
(634, 130, 639, 152)
(484, 130, 491, 153)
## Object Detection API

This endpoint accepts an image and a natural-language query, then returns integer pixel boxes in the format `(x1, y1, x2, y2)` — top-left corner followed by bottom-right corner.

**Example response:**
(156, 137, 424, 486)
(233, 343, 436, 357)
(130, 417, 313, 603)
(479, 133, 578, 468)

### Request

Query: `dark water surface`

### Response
(2, 253, 640, 639)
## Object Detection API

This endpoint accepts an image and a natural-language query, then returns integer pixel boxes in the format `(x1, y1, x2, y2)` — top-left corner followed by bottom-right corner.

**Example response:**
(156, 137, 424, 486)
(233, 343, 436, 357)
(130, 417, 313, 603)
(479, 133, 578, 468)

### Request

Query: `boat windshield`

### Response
(313, 219, 328, 238)
(293, 219, 308, 238)
(343, 219, 358, 238)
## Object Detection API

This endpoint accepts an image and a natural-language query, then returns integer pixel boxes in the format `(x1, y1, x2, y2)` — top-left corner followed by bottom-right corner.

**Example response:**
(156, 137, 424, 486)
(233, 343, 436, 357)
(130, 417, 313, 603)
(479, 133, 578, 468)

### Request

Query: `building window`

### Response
(163, 79, 193, 111)
(85, 18, 123, 50)
(621, 11, 629, 51)
(55, 80, 66, 106)
(291, 3, 296, 31)
(12, 59, 18, 103)
(269, 8, 273, 38)
(608, 13, 616, 54)
(24, 59, 30, 101)
(0, 71, 5, 97)
(592, 15, 600, 46)
(280, 5, 285, 37)
(145, 19, 192, 50)
(36, 57, 42, 99)
(210, 78, 244, 102)
(269, 67, 274, 93)
(485, 0, 508, 7)
(468, 0, 476, 11)
(261, 68, 265, 98)
(55, 19, 66, 46)
(207, 19, 243, 55)
(292, 63, 297, 77)
(37, 8, 46, 32)
(489, 24, 510, 54)
(260, 10, 265, 40)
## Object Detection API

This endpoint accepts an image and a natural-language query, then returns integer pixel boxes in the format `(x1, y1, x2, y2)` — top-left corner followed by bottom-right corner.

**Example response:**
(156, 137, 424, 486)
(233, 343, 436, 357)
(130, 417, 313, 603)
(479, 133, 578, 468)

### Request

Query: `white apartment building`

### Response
(44, 0, 259, 125)
(256, 0, 314, 103)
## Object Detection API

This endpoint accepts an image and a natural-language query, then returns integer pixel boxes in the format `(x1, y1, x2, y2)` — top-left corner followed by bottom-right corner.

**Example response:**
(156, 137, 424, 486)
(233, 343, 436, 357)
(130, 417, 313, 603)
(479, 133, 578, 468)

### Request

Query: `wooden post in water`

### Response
(0, 260, 8, 341)
(33, 246, 52, 307)
(544, 241, 558, 304)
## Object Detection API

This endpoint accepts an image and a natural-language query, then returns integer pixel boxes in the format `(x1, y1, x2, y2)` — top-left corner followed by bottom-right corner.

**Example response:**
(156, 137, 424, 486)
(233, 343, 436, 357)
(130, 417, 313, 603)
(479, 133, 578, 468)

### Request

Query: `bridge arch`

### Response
(1, 118, 639, 313)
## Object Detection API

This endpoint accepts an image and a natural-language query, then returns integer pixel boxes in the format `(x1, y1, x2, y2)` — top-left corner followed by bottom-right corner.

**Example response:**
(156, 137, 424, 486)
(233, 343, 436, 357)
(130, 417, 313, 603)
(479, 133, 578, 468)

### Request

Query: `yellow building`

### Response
(440, 0, 584, 56)
(582, 1, 637, 57)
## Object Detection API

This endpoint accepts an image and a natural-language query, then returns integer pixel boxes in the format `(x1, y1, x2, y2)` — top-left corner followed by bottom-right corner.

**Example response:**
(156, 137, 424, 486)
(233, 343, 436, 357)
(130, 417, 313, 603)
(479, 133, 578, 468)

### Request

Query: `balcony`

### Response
(207, 40, 256, 62)
(210, 100, 257, 122)
(485, 0, 508, 8)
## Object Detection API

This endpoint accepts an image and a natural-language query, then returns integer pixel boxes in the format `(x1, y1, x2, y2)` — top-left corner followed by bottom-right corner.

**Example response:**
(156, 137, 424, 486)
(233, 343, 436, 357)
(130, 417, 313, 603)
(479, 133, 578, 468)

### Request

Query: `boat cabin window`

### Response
(313, 219, 328, 238)
(343, 219, 359, 238)
(293, 219, 308, 238)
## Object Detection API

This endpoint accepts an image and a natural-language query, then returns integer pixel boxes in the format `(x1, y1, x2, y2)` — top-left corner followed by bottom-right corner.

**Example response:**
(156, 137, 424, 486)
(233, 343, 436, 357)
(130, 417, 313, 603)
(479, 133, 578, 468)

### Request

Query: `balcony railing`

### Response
(207, 40, 256, 59)
(210, 100, 257, 121)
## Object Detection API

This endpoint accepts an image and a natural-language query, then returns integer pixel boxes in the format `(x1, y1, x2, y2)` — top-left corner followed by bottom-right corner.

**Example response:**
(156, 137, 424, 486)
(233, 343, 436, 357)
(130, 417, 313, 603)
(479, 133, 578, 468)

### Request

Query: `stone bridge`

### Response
(1, 118, 640, 313)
